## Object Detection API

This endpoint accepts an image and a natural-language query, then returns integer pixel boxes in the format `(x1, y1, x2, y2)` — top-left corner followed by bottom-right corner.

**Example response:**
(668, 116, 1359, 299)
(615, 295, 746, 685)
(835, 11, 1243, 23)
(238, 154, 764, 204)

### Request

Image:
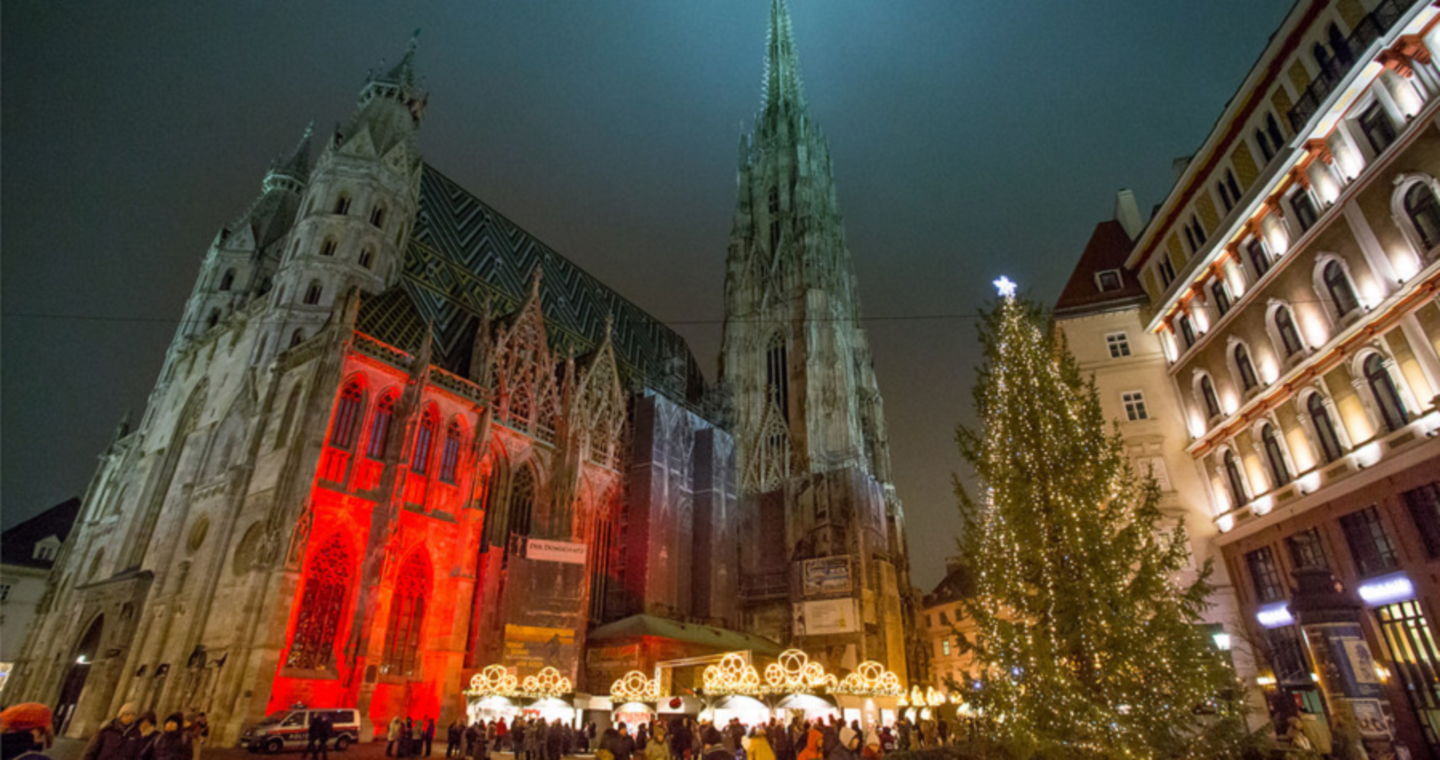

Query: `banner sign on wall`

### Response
(503, 624, 577, 675)
(802, 556, 852, 597)
(793, 599, 858, 635)
(525, 539, 587, 565)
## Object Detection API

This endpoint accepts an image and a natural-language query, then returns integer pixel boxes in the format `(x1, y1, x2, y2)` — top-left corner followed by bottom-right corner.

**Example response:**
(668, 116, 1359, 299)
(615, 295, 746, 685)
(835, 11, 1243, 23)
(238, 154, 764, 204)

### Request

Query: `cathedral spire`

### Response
(762, 0, 806, 112)
(264, 120, 314, 191)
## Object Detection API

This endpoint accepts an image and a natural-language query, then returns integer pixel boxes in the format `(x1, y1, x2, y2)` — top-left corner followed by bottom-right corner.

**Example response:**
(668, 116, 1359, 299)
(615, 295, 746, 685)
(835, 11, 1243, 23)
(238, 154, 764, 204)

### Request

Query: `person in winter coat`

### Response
(794, 726, 823, 760)
(388, 718, 402, 758)
(423, 719, 436, 758)
(81, 703, 145, 760)
(745, 727, 774, 760)
(446, 722, 460, 759)
(1, 702, 55, 760)
(142, 715, 192, 760)
(644, 722, 670, 760)
(614, 724, 635, 760)
(301, 712, 331, 760)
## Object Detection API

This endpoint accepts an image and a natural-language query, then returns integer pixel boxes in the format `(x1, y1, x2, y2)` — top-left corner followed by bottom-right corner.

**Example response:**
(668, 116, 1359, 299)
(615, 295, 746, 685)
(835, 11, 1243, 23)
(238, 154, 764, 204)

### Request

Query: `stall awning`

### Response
(588, 615, 784, 656)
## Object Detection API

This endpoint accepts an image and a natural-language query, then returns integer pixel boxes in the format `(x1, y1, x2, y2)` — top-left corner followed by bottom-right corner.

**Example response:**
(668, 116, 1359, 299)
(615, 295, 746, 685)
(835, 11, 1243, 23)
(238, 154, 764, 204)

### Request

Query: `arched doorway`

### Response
(56, 615, 104, 735)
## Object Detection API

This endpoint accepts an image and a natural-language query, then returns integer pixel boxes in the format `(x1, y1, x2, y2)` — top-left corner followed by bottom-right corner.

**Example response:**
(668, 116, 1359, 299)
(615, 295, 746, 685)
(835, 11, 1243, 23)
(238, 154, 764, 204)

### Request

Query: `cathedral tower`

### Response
(722, 0, 917, 677)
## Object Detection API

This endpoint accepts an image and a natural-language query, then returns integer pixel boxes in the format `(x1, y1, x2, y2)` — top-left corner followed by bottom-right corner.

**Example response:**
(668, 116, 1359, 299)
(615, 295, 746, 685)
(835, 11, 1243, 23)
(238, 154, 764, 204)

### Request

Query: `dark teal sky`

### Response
(2, 1, 1295, 588)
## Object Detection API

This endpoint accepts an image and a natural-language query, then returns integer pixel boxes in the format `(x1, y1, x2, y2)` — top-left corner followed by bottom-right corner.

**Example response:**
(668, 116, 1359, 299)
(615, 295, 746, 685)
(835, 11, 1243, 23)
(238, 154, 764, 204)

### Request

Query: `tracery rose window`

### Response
(287, 535, 353, 669)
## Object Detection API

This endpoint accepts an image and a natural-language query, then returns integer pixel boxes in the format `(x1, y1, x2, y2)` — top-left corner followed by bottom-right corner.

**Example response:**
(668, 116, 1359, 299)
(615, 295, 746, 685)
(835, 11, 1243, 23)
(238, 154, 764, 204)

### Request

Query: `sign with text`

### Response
(503, 624, 577, 675)
(802, 556, 852, 597)
(525, 538, 587, 565)
(793, 598, 858, 636)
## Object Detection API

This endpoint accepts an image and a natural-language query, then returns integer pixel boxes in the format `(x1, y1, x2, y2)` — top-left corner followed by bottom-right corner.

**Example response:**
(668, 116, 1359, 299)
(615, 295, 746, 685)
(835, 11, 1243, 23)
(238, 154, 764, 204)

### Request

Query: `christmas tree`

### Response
(954, 286, 1242, 758)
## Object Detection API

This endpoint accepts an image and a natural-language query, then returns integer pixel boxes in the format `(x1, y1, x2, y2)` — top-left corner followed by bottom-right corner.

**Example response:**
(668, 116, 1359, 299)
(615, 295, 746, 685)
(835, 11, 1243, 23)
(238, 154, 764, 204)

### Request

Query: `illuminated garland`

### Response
(897, 685, 945, 707)
(761, 649, 836, 694)
(703, 653, 762, 696)
(519, 666, 573, 699)
(831, 660, 904, 697)
(609, 670, 662, 703)
(465, 665, 519, 698)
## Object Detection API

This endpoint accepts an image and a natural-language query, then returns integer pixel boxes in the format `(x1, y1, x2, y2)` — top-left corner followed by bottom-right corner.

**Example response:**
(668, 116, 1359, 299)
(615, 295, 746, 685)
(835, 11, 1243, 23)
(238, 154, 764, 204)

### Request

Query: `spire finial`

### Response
(762, 0, 806, 112)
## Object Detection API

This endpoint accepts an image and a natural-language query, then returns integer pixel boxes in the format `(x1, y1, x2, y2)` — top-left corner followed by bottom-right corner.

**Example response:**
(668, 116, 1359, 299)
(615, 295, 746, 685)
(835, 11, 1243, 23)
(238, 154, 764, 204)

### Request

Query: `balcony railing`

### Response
(1287, 0, 1417, 133)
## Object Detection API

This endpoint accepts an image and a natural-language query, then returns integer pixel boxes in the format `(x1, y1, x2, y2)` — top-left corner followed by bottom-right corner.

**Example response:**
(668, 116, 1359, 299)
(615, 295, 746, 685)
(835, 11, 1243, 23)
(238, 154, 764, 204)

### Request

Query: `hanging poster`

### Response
(503, 624, 577, 675)
(525, 539, 587, 565)
(802, 557, 852, 597)
(794, 599, 858, 635)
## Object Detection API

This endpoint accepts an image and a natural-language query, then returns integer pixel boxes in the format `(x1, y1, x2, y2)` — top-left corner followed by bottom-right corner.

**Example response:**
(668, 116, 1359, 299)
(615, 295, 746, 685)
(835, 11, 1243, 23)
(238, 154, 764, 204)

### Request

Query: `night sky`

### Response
(2, 1, 1293, 590)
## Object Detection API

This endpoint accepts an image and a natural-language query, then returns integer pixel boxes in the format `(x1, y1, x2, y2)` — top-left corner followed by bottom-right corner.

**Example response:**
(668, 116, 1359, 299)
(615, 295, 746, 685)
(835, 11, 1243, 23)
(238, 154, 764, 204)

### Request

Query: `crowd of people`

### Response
(0, 702, 210, 760)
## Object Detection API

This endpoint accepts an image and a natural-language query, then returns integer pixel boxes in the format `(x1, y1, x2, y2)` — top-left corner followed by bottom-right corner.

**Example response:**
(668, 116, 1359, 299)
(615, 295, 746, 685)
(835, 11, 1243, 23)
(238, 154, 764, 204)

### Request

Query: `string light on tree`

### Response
(993, 275, 1017, 299)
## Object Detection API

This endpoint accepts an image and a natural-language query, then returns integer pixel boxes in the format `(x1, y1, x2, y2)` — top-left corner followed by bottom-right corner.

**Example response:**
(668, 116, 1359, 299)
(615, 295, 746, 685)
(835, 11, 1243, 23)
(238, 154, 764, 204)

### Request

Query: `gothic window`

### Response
(1256, 128, 1276, 163)
(287, 535, 353, 670)
(320, 238, 338, 257)
(1405, 183, 1440, 251)
(1266, 114, 1285, 156)
(275, 385, 303, 449)
(765, 332, 789, 421)
(1211, 280, 1232, 317)
(330, 382, 365, 450)
(411, 407, 438, 475)
(1235, 343, 1259, 391)
(503, 466, 536, 566)
(367, 393, 396, 459)
(1274, 306, 1304, 358)
(1200, 375, 1222, 420)
(479, 463, 508, 546)
(334, 194, 352, 216)
(1261, 423, 1291, 487)
(1247, 239, 1272, 279)
(1223, 450, 1248, 506)
(370, 206, 386, 229)
(1308, 393, 1344, 463)
(1157, 253, 1177, 288)
(359, 248, 374, 269)
(1364, 354, 1409, 432)
(206, 309, 221, 330)
(289, 329, 305, 348)
(382, 552, 427, 678)
(1322, 261, 1360, 318)
(303, 281, 322, 305)
(439, 419, 463, 485)
(1218, 170, 1242, 212)
(768, 187, 781, 253)
(219, 269, 235, 291)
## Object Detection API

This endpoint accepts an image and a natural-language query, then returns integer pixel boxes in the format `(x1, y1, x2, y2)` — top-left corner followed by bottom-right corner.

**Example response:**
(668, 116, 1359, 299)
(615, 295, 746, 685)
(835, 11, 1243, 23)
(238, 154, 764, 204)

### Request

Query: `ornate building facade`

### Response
(7, 0, 917, 744)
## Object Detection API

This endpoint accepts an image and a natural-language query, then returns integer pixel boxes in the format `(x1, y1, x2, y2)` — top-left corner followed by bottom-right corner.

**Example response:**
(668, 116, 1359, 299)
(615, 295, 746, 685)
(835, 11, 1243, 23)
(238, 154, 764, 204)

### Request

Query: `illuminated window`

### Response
(1274, 307, 1305, 358)
(1365, 354, 1409, 432)
(1286, 528, 1329, 570)
(367, 393, 396, 459)
(287, 534, 353, 669)
(1223, 450, 1248, 506)
(439, 419, 463, 484)
(1405, 184, 1440, 251)
(1307, 394, 1344, 463)
(1403, 482, 1440, 559)
(1200, 375, 1222, 419)
(1211, 280, 1232, 317)
(218, 269, 235, 291)
(382, 552, 428, 678)
(1235, 344, 1259, 391)
(411, 408, 437, 475)
(303, 280, 322, 305)
(1340, 506, 1399, 577)
(1178, 315, 1196, 349)
(1106, 332, 1131, 358)
(1122, 391, 1148, 421)
(1322, 261, 1359, 317)
(1261, 424, 1291, 486)
(1245, 546, 1285, 602)
(329, 382, 365, 450)
(333, 194, 352, 216)
(1292, 191, 1319, 233)
(941, 640, 952, 657)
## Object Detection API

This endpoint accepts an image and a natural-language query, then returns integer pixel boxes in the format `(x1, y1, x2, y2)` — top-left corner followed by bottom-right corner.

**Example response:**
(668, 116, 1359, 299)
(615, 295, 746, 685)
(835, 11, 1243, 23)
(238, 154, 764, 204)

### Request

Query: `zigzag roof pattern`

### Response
(359, 165, 707, 409)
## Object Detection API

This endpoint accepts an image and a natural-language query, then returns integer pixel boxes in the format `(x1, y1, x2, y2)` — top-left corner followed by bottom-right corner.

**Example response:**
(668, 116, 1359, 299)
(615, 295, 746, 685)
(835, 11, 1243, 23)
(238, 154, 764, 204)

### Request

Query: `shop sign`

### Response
(526, 539, 587, 564)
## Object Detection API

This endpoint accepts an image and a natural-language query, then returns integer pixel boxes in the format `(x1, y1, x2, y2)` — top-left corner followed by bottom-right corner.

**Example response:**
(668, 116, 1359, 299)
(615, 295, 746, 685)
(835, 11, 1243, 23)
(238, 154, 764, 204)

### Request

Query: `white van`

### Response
(241, 707, 361, 753)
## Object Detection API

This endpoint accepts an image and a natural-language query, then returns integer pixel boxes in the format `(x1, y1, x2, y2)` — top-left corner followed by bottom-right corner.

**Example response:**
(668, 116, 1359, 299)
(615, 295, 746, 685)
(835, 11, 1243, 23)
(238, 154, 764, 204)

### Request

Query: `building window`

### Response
(1308, 394, 1344, 463)
(439, 419, 463, 485)
(359, 248, 374, 269)
(1261, 423, 1291, 487)
(32, 540, 58, 562)
(367, 393, 396, 460)
(1292, 191, 1319, 233)
(1403, 482, 1440, 559)
(1322, 261, 1360, 318)
(1178, 315, 1196, 349)
(1405, 183, 1440, 251)
(303, 281, 322, 305)
(1106, 332, 1131, 358)
(766, 332, 790, 422)
(1266, 625, 1312, 687)
(1364, 354, 1409, 432)
(320, 238, 337, 257)
(1223, 450, 1248, 506)
(1218, 170, 1242, 212)
(1122, 391, 1149, 421)
(382, 552, 428, 678)
(1374, 599, 1440, 752)
(502, 466, 536, 567)
(1266, 114, 1285, 155)
(1200, 375, 1222, 419)
(334, 194, 352, 216)
(289, 329, 305, 348)
(1211, 280, 1233, 317)
(1256, 129, 1276, 163)
(287, 534, 353, 670)
(1235, 344, 1260, 391)
(370, 206, 386, 229)
(1275, 306, 1305, 358)
(1358, 103, 1397, 155)
(329, 382, 365, 450)
(411, 408, 437, 475)
(218, 269, 235, 291)
(1246, 546, 1286, 602)
(206, 309, 221, 330)
(1190, 216, 1207, 248)
(1247, 239, 1272, 279)
(768, 187, 781, 253)
(941, 639, 952, 657)
(1096, 269, 1123, 292)
(1340, 506, 1400, 577)
(1158, 254, 1177, 288)
(1286, 527, 1329, 570)
(0, 583, 10, 602)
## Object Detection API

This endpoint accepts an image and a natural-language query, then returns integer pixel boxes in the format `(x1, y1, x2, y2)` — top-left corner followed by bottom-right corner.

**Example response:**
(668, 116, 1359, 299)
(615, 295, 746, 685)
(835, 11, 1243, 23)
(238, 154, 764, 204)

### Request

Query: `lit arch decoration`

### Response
(609, 670, 662, 703)
(703, 653, 762, 696)
(831, 660, 904, 697)
(519, 666, 573, 699)
(464, 665, 519, 698)
(761, 649, 836, 695)
(898, 685, 945, 708)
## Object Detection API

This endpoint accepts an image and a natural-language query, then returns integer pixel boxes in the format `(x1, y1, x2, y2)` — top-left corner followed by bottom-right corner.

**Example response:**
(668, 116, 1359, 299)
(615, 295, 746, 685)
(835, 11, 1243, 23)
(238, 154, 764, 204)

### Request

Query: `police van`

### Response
(241, 707, 361, 753)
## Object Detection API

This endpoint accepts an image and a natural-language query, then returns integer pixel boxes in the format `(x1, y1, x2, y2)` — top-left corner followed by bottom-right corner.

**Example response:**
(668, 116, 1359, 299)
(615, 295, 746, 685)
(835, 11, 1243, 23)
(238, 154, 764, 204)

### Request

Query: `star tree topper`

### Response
(993, 276, 1017, 299)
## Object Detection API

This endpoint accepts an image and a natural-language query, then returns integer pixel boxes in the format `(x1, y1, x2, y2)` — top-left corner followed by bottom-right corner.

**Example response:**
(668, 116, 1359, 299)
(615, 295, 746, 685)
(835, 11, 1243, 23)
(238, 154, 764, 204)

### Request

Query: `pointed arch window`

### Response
(359, 248, 374, 269)
(1256, 129, 1276, 163)
(1323, 261, 1360, 317)
(1365, 354, 1409, 432)
(289, 329, 306, 348)
(320, 238, 338, 257)
(287, 535, 353, 670)
(1200, 375, 1222, 419)
(334, 194, 352, 216)
(382, 552, 427, 678)
(765, 332, 790, 422)
(219, 269, 235, 291)
(370, 206, 387, 229)
(411, 407, 438, 475)
(768, 187, 781, 253)
(206, 309, 221, 330)
(1275, 307, 1305, 358)
(503, 466, 536, 567)
(1405, 183, 1440, 251)
(1262, 424, 1291, 487)
(1224, 450, 1248, 507)
(439, 419, 463, 484)
(1308, 393, 1344, 463)
(367, 393, 396, 459)
(330, 382, 365, 450)
(1235, 344, 1260, 391)
(303, 280, 323, 305)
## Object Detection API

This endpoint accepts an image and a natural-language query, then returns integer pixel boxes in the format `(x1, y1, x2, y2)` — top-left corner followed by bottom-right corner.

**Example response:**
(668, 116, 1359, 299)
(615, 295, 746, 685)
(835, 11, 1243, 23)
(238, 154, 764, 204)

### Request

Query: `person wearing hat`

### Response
(1, 702, 54, 760)
(82, 702, 145, 760)
(140, 714, 191, 760)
